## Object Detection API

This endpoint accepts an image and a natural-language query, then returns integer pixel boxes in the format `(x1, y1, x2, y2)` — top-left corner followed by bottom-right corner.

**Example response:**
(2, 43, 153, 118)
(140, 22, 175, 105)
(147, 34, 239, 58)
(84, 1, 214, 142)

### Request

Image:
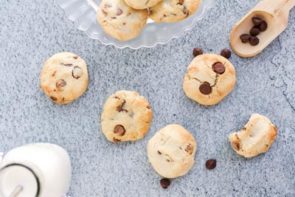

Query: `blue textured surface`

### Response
(0, 0, 295, 196)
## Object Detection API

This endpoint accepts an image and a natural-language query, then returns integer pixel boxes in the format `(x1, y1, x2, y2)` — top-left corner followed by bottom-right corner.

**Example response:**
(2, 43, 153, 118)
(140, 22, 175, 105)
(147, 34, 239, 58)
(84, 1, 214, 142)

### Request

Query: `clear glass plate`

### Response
(56, 0, 215, 49)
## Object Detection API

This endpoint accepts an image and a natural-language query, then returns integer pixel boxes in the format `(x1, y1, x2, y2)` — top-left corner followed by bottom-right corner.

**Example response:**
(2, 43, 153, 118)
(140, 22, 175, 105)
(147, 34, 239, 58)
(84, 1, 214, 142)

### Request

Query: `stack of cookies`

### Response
(96, 0, 202, 41)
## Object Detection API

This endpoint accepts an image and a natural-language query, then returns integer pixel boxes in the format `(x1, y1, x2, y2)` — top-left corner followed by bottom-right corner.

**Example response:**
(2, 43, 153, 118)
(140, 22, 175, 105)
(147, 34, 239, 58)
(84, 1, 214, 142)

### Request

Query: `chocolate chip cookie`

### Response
(149, 0, 201, 23)
(229, 114, 277, 158)
(124, 0, 162, 9)
(97, 0, 148, 41)
(183, 54, 236, 106)
(101, 90, 153, 142)
(147, 124, 197, 178)
(40, 52, 88, 105)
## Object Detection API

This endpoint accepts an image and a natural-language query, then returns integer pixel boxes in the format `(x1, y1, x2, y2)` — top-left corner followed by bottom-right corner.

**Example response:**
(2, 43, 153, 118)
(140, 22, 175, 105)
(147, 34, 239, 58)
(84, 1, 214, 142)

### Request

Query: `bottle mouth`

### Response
(0, 163, 41, 197)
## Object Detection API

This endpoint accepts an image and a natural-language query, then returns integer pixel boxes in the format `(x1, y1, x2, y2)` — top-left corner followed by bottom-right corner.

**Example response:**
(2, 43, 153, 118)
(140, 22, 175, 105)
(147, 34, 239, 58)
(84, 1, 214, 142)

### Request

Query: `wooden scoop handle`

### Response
(255, 0, 295, 15)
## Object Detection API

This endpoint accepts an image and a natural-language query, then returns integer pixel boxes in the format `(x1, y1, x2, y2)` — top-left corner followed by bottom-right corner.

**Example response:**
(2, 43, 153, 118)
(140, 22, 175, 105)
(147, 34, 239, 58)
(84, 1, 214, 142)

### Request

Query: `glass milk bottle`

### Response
(0, 143, 72, 197)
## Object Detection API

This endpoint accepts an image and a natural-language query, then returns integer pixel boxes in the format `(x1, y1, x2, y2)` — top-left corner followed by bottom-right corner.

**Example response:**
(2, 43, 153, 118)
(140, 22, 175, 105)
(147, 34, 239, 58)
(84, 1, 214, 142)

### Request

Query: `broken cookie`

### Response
(147, 124, 197, 178)
(229, 113, 277, 158)
(183, 53, 236, 106)
(101, 90, 153, 142)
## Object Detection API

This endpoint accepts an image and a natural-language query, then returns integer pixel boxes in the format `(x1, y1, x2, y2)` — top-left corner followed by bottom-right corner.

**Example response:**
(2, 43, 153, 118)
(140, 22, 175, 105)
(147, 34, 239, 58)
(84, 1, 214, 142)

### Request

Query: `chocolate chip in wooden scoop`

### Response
(199, 82, 212, 95)
(206, 159, 217, 170)
(220, 48, 231, 59)
(252, 16, 263, 26)
(114, 125, 126, 136)
(249, 36, 259, 46)
(240, 34, 250, 43)
(258, 21, 268, 32)
(250, 27, 260, 36)
(160, 178, 171, 189)
(212, 62, 225, 74)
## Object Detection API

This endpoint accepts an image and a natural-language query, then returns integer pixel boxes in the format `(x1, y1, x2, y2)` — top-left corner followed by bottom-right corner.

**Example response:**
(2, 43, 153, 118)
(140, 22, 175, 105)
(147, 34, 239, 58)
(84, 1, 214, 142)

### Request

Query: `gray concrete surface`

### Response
(1, 0, 295, 196)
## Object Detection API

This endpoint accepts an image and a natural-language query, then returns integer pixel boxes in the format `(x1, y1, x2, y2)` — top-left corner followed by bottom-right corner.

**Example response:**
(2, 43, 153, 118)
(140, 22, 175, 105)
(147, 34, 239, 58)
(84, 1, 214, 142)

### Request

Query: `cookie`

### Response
(147, 124, 197, 178)
(149, 0, 201, 23)
(229, 113, 277, 158)
(40, 52, 88, 105)
(183, 54, 236, 106)
(124, 0, 162, 9)
(97, 0, 148, 41)
(101, 90, 153, 142)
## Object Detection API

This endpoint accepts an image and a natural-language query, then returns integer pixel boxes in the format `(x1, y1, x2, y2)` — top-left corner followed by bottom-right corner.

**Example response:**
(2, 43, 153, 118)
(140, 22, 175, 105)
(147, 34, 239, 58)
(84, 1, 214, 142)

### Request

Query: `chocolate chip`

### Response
(206, 159, 217, 170)
(178, 0, 184, 5)
(249, 36, 259, 46)
(113, 138, 121, 142)
(193, 48, 203, 57)
(220, 48, 231, 59)
(212, 62, 225, 74)
(73, 56, 78, 59)
(117, 8, 123, 16)
(160, 178, 171, 189)
(51, 71, 56, 77)
(114, 125, 126, 136)
(56, 79, 66, 88)
(116, 100, 128, 112)
(157, 151, 162, 155)
(50, 96, 57, 101)
(199, 82, 212, 95)
(258, 21, 267, 32)
(240, 34, 250, 43)
(62, 63, 73, 67)
(250, 27, 260, 36)
(252, 17, 263, 26)
(72, 66, 83, 79)
(185, 144, 193, 155)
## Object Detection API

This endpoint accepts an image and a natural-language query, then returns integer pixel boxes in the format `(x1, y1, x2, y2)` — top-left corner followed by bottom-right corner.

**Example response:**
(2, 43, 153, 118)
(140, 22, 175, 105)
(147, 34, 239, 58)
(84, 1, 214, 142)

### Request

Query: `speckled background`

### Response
(0, 0, 295, 196)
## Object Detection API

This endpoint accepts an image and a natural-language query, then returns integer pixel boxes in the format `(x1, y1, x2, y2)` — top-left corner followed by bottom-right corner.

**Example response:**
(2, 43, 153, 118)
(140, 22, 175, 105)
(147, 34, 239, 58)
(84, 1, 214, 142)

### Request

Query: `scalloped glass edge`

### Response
(56, 0, 215, 49)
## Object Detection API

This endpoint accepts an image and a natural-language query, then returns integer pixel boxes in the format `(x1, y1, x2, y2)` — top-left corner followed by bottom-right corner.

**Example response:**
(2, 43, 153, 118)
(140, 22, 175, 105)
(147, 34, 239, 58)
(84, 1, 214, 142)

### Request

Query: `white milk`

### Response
(0, 143, 72, 197)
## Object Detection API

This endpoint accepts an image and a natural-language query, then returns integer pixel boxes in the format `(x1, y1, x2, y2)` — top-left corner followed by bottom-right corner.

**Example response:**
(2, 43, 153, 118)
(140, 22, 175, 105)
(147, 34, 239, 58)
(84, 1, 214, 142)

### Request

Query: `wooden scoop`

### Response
(230, 0, 295, 58)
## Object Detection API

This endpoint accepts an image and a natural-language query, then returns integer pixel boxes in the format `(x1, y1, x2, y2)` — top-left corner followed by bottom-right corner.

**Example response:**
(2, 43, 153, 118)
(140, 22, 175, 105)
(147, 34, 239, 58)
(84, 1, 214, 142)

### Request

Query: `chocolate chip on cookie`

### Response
(220, 48, 231, 59)
(56, 79, 67, 88)
(114, 125, 126, 136)
(62, 63, 73, 67)
(199, 82, 212, 95)
(160, 178, 171, 189)
(72, 66, 83, 79)
(185, 144, 194, 155)
(116, 99, 128, 112)
(212, 62, 225, 74)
